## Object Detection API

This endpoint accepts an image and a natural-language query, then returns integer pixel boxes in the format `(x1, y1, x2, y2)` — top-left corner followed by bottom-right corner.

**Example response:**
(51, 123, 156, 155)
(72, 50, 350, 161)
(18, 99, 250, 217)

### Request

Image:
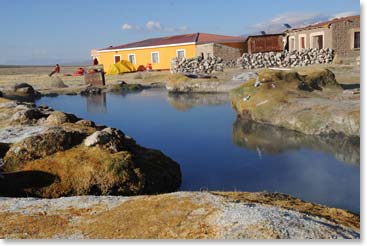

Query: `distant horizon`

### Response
(0, 0, 359, 65)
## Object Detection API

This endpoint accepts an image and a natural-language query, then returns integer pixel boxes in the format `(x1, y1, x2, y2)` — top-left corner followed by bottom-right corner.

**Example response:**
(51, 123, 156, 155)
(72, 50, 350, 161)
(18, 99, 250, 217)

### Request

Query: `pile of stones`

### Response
(237, 48, 334, 69)
(171, 56, 226, 74)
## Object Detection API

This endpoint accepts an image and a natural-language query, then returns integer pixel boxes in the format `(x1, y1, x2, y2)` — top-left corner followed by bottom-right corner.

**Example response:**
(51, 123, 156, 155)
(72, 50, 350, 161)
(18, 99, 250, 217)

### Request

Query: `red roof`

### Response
(291, 15, 360, 31)
(99, 33, 245, 51)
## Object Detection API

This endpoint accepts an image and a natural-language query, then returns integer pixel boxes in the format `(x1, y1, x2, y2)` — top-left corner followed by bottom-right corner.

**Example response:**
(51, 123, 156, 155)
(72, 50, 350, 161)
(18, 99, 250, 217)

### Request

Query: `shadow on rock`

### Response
(232, 118, 360, 166)
(0, 170, 58, 197)
(167, 93, 229, 111)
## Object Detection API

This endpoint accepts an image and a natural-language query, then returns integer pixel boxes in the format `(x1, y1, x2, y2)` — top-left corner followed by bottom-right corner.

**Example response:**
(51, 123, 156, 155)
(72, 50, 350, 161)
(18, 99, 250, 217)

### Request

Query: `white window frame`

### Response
(289, 36, 296, 51)
(310, 31, 325, 49)
(298, 34, 307, 50)
(176, 49, 186, 59)
(128, 53, 136, 64)
(114, 55, 121, 64)
(151, 51, 160, 64)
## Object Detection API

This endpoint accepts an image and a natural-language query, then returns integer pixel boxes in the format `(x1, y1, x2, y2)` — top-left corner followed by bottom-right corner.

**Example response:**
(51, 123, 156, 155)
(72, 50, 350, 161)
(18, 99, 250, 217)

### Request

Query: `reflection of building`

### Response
(86, 93, 107, 113)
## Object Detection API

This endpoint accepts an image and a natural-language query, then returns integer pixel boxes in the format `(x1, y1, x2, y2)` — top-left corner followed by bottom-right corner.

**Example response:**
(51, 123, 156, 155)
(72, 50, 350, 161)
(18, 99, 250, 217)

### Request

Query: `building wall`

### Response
(247, 35, 284, 53)
(331, 18, 360, 62)
(287, 28, 332, 51)
(196, 43, 214, 59)
(97, 44, 197, 71)
(196, 42, 244, 60)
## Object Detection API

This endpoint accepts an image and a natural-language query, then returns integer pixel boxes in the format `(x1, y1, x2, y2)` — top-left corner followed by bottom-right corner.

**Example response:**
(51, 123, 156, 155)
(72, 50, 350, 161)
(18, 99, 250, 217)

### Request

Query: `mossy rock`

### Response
(108, 82, 145, 93)
(230, 68, 358, 137)
(2, 144, 181, 198)
(3, 128, 87, 171)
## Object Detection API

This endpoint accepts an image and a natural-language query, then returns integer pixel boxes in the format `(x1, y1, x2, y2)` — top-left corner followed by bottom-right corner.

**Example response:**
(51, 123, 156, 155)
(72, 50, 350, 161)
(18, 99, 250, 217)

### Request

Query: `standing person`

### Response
(93, 58, 98, 65)
(49, 64, 60, 77)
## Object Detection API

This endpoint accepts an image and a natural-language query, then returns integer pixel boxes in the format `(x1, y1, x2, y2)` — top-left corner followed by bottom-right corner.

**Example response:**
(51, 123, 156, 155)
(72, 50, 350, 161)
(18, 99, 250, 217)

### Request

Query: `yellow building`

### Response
(94, 33, 245, 72)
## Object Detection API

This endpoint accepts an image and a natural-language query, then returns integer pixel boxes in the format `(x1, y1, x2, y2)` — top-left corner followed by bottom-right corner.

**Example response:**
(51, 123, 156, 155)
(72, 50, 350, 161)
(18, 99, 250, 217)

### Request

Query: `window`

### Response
(114, 55, 121, 64)
(128, 54, 136, 64)
(312, 35, 323, 49)
(151, 52, 160, 64)
(176, 49, 186, 59)
(289, 36, 295, 51)
(354, 32, 360, 49)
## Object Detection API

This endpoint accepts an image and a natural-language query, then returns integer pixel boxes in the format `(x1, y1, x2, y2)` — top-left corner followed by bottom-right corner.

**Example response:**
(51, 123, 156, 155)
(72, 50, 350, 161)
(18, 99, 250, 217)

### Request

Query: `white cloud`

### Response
(146, 21, 162, 30)
(251, 12, 327, 34)
(179, 26, 188, 32)
(121, 20, 188, 33)
(330, 11, 359, 19)
(250, 11, 359, 35)
(122, 23, 133, 30)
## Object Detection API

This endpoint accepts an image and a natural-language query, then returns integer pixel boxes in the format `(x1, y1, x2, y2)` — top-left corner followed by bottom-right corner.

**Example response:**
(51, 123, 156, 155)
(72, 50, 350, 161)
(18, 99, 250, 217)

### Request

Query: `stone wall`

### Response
(196, 43, 244, 61)
(171, 56, 226, 74)
(331, 17, 360, 63)
(237, 48, 334, 69)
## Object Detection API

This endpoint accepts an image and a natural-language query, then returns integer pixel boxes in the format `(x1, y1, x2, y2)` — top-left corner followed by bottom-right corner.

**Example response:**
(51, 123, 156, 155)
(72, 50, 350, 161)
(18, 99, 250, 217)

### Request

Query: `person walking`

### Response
(49, 64, 60, 77)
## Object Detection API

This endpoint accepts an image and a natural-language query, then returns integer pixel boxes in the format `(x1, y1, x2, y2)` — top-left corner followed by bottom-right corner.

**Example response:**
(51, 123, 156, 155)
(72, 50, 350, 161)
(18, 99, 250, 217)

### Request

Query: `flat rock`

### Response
(0, 192, 359, 239)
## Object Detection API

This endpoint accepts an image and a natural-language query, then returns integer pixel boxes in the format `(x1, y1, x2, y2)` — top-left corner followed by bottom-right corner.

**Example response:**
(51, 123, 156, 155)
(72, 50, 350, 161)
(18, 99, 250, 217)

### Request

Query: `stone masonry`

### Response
(331, 18, 360, 63)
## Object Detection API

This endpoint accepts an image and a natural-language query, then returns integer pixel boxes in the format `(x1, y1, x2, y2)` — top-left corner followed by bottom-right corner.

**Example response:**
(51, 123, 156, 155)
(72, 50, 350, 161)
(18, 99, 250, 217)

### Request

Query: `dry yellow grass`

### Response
(19, 145, 144, 198)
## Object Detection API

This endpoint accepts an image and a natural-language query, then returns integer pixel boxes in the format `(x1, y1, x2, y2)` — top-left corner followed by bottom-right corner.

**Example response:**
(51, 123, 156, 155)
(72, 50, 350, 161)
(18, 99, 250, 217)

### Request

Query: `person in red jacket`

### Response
(49, 64, 60, 77)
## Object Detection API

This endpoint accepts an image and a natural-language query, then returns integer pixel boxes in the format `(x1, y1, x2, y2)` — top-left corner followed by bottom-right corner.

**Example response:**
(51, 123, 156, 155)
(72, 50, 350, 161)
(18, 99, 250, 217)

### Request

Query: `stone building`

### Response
(196, 42, 245, 61)
(286, 15, 360, 63)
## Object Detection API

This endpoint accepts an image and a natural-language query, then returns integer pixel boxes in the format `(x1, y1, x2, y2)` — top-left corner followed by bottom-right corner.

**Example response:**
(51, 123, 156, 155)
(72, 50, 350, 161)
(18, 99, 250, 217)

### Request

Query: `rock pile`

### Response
(171, 56, 226, 74)
(237, 48, 334, 69)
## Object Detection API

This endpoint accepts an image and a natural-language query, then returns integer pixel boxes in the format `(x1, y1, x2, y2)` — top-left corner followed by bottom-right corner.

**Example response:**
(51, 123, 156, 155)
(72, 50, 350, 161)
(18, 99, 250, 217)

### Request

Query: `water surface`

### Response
(36, 89, 360, 213)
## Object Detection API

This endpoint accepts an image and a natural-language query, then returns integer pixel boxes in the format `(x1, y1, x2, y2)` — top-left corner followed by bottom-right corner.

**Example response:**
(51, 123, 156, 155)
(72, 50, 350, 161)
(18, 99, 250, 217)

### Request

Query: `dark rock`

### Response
(80, 87, 102, 96)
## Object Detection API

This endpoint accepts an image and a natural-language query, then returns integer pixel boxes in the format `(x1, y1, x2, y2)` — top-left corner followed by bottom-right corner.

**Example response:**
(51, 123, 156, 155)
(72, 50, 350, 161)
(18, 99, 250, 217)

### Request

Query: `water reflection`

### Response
(167, 93, 229, 111)
(232, 118, 360, 166)
(86, 93, 107, 113)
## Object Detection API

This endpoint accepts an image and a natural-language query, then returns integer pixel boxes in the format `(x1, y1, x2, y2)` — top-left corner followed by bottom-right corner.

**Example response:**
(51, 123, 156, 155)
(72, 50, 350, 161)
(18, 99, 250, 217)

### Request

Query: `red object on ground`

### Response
(73, 68, 85, 76)
(145, 63, 152, 70)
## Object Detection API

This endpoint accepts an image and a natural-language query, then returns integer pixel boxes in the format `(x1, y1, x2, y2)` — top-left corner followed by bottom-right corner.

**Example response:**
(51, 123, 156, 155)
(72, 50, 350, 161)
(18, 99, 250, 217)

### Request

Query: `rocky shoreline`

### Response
(230, 68, 360, 139)
(0, 191, 359, 239)
(0, 97, 181, 197)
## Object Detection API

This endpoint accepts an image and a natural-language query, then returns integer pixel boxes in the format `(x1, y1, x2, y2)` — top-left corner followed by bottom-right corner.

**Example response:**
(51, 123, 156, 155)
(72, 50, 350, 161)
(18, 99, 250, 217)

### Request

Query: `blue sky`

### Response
(0, 0, 360, 65)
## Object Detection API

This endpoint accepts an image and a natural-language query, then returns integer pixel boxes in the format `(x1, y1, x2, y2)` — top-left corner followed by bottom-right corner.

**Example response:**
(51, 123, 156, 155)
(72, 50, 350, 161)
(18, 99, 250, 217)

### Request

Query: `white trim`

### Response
(298, 34, 307, 49)
(176, 49, 186, 58)
(289, 36, 296, 51)
(309, 31, 325, 49)
(128, 53, 136, 64)
(113, 55, 121, 64)
(97, 42, 196, 53)
(151, 51, 160, 64)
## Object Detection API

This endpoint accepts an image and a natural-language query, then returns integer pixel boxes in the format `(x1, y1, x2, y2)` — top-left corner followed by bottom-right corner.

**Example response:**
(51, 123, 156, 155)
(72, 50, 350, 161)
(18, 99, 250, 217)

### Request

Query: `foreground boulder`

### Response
(0, 98, 181, 197)
(0, 192, 359, 239)
(230, 68, 359, 138)
(2, 83, 41, 101)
